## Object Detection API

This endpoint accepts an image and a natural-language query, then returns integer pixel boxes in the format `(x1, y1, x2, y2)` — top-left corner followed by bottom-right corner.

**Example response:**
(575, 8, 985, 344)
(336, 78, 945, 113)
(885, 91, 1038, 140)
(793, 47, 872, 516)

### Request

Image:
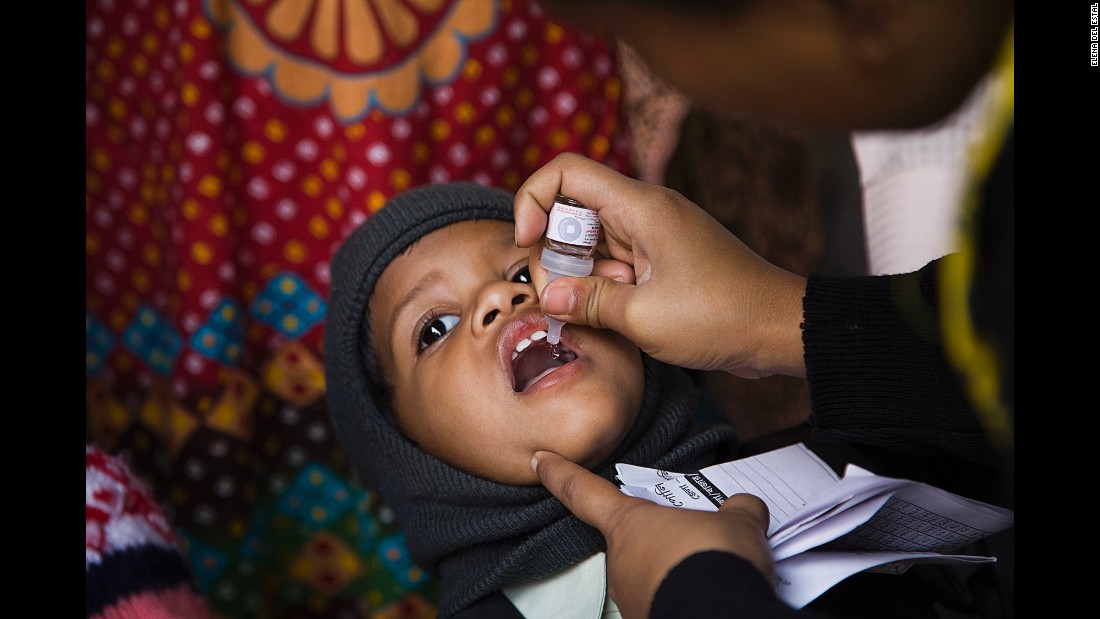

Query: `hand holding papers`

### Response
(616, 443, 1014, 608)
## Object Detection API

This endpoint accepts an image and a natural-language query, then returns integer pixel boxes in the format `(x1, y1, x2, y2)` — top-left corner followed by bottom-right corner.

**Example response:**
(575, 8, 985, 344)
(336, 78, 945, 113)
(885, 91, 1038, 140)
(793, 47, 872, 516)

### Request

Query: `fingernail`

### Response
(530, 453, 541, 474)
(542, 285, 575, 314)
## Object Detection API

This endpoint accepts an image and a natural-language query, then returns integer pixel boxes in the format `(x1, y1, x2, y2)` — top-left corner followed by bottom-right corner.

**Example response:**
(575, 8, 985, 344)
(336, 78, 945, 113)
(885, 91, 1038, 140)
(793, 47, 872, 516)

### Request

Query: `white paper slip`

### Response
(776, 551, 996, 609)
(615, 442, 1014, 608)
(618, 443, 841, 535)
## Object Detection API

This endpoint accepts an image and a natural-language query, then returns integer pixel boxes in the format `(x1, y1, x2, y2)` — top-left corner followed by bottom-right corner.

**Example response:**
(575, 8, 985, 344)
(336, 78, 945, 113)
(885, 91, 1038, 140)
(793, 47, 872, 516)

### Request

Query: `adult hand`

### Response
(515, 152, 807, 379)
(532, 450, 775, 619)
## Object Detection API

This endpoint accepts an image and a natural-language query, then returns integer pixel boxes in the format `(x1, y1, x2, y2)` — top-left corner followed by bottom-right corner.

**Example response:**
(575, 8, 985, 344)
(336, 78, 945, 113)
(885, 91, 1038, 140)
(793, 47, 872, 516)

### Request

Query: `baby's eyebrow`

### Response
(392, 270, 445, 329)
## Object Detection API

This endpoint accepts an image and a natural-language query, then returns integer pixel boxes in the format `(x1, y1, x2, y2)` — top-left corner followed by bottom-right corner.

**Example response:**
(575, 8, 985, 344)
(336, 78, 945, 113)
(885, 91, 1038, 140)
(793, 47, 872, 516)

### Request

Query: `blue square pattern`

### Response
(121, 304, 182, 376)
(86, 311, 116, 377)
(377, 533, 429, 590)
(249, 273, 326, 339)
(190, 298, 245, 366)
(276, 462, 355, 529)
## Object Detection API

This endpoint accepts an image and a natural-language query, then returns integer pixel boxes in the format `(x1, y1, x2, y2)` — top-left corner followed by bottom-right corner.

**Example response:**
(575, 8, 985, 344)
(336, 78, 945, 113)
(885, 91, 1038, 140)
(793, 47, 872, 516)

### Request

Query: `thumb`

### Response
(541, 275, 635, 333)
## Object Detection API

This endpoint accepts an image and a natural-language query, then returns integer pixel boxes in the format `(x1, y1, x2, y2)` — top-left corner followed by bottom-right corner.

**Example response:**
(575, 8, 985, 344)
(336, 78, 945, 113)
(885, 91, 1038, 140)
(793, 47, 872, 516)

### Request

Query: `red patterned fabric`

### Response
(86, 1, 632, 616)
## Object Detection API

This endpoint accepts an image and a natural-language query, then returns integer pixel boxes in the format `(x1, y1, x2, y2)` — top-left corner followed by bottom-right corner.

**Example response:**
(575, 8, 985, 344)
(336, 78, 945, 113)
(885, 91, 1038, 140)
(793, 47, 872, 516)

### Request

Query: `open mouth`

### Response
(511, 329, 578, 392)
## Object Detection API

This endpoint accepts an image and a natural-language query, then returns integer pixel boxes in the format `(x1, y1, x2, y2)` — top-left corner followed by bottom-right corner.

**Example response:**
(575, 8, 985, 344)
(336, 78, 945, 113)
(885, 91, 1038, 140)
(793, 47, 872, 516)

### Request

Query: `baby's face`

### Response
(369, 219, 644, 485)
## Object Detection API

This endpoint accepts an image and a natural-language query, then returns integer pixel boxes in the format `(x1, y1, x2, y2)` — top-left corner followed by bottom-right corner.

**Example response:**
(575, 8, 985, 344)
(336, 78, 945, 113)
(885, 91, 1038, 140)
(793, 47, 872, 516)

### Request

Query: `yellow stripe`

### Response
(940, 21, 1014, 452)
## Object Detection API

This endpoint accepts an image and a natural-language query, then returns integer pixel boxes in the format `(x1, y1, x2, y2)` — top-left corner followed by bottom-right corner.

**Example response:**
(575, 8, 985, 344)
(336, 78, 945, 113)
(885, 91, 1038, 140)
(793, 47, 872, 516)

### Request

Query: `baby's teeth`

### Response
(511, 330, 551, 360)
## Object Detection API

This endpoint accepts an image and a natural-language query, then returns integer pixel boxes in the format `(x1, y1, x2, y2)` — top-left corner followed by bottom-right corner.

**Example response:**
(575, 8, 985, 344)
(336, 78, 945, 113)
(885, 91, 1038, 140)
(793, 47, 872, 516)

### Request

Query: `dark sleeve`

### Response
(651, 551, 831, 618)
(801, 261, 998, 465)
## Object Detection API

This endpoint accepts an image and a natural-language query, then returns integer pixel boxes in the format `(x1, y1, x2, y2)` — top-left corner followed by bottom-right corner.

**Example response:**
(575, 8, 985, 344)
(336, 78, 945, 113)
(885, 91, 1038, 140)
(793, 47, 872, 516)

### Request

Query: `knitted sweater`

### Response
(86, 445, 211, 619)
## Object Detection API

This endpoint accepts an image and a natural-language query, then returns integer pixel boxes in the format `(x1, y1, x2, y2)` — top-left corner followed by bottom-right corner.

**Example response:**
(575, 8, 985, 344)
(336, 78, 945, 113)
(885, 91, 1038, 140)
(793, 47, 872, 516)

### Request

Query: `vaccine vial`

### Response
(541, 194, 601, 356)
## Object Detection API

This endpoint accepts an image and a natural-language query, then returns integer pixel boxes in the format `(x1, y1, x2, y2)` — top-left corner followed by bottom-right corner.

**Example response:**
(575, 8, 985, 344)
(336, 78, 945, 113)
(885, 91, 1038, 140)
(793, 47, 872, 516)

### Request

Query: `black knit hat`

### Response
(324, 181, 736, 617)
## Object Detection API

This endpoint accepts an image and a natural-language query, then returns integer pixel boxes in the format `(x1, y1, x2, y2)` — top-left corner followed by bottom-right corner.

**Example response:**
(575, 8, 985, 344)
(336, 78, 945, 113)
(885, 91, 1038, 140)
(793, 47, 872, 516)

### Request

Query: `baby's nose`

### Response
(482, 293, 529, 326)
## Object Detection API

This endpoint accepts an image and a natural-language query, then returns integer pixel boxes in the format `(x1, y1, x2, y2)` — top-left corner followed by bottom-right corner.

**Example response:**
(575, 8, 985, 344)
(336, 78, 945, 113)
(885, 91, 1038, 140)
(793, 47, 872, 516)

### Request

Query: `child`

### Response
(324, 182, 738, 618)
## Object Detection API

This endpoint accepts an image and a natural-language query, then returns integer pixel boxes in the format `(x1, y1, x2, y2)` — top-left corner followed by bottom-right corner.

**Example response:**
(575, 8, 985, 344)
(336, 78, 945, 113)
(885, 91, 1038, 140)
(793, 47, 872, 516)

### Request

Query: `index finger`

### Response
(532, 450, 631, 530)
(513, 152, 623, 248)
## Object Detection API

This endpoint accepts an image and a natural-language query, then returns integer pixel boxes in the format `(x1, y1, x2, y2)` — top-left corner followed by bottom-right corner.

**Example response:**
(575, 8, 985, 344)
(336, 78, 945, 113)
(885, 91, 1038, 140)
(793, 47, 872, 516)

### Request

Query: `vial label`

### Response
(547, 199, 601, 248)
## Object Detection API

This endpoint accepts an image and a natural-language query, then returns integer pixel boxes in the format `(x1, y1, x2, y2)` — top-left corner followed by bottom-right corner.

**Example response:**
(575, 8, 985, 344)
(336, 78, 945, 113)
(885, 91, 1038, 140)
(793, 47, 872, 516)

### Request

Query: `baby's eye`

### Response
(418, 313, 460, 352)
(511, 265, 532, 285)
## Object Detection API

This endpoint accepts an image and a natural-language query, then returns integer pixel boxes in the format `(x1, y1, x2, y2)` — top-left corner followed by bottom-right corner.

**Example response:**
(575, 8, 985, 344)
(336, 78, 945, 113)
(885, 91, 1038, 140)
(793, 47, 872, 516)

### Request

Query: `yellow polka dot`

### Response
(228, 518, 247, 538)
(278, 276, 298, 295)
(495, 105, 515, 128)
(139, 183, 155, 203)
(95, 59, 116, 83)
(198, 174, 223, 199)
(132, 269, 151, 293)
(308, 215, 330, 239)
(548, 127, 569, 150)
(90, 148, 112, 172)
(544, 22, 564, 44)
(142, 242, 162, 267)
(216, 150, 232, 171)
(107, 96, 127, 121)
(181, 82, 200, 107)
(332, 143, 347, 162)
(301, 174, 323, 197)
(311, 506, 327, 522)
(474, 125, 496, 147)
(154, 5, 170, 28)
(322, 197, 342, 219)
(178, 40, 195, 63)
(86, 231, 101, 255)
(284, 240, 308, 263)
(579, 72, 595, 92)
(345, 124, 366, 141)
(430, 118, 452, 141)
(502, 67, 519, 89)
(454, 101, 476, 125)
(190, 17, 212, 39)
(104, 37, 124, 59)
(264, 119, 288, 143)
(320, 158, 339, 182)
(604, 76, 622, 100)
(368, 191, 388, 213)
(128, 202, 149, 226)
(572, 112, 594, 135)
(142, 33, 160, 55)
(503, 169, 520, 190)
(515, 88, 533, 110)
(389, 168, 410, 191)
(181, 198, 200, 221)
(589, 134, 610, 159)
(109, 307, 128, 330)
(523, 145, 541, 167)
(463, 58, 482, 81)
(209, 213, 230, 236)
(520, 43, 538, 68)
(191, 240, 214, 266)
(177, 269, 192, 292)
(282, 315, 301, 332)
(242, 141, 265, 165)
(411, 142, 429, 165)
